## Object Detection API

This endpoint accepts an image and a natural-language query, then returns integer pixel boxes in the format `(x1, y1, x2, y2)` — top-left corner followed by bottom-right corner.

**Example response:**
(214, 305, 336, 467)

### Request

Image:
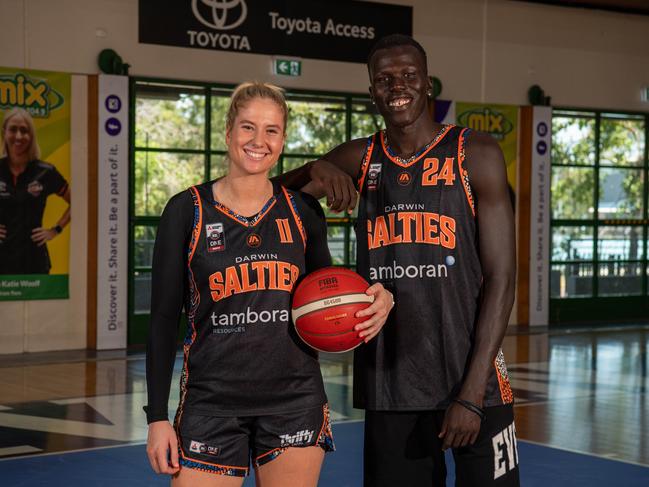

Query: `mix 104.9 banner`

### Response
(0, 68, 71, 301)
(139, 0, 412, 63)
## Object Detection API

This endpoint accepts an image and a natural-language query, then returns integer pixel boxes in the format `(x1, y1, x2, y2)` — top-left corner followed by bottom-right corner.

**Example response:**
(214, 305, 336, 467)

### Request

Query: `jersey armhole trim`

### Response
(281, 186, 307, 251)
(357, 134, 376, 192)
(457, 128, 476, 218)
(187, 186, 203, 264)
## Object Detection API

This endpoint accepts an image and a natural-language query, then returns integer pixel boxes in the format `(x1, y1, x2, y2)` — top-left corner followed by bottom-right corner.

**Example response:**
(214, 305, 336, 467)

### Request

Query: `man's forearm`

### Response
(459, 274, 515, 402)
(272, 161, 314, 190)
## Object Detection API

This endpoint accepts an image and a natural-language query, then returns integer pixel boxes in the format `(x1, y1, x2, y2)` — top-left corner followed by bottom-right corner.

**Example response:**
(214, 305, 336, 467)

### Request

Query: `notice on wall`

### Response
(97, 75, 128, 349)
(529, 106, 551, 326)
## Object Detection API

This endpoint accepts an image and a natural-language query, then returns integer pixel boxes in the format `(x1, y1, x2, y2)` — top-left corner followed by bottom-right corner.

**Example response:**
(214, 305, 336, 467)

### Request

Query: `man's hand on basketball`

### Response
(147, 420, 180, 475)
(354, 283, 394, 343)
(310, 159, 358, 214)
(439, 400, 482, 450)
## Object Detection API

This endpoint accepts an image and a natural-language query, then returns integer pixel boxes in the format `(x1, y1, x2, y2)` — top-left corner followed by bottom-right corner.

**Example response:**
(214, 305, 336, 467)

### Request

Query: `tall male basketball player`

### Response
(280, 34, 519, 486)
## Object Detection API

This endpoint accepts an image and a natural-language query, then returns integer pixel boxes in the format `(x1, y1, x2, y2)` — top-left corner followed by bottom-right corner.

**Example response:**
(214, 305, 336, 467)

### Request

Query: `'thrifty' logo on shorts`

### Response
(492, 422, 518, 479)
(279, 429, 314, 447)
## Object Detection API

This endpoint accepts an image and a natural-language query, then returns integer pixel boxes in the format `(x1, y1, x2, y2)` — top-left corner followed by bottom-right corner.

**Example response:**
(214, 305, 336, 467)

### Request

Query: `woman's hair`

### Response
(1, 107, 41, 161)
(226, 82, 289, 133)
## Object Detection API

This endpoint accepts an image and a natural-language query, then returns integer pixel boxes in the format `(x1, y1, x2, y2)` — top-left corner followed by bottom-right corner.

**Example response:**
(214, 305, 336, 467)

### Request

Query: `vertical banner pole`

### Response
(96, 75, 129, 349)
(528, 106, 552, 326)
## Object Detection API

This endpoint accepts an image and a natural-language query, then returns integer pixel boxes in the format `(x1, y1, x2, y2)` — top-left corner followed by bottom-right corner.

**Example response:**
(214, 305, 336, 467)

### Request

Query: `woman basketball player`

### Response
(145, 82, 393, 486)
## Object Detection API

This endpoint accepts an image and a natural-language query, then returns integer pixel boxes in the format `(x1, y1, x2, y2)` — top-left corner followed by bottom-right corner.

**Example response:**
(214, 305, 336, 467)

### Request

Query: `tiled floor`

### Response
(0, 324, 648, 466)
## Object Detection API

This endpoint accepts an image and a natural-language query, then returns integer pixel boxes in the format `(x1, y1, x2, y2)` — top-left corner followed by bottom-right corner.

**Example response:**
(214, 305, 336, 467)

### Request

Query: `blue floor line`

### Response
(1, 421, 648, 486)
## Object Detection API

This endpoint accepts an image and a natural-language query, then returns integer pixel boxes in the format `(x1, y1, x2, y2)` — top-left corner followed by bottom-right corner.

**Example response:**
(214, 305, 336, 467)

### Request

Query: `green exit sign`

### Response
(273, 58, 302, 77)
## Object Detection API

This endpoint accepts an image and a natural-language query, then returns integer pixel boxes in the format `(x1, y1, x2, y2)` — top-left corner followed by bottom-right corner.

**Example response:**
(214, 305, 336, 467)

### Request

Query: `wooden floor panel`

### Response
(0, 324, 647, 465)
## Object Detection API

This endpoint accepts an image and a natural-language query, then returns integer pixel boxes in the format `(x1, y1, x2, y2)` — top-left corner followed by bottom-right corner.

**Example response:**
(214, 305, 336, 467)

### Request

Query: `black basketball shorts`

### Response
(175, 403, 335, 476)
(364, 403, 519, 487)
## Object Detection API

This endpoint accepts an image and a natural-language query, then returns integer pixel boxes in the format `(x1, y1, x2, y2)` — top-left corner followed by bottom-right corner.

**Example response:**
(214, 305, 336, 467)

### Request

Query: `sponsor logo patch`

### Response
(397, 171, 412, 186)
(366, 163, 382, 190)
(279, 429, 314, 447)
(27, 180, 43, 197)
(206, 222, 225, 252)
(189, 439, 220, 456)
(247, 233, 261, 248)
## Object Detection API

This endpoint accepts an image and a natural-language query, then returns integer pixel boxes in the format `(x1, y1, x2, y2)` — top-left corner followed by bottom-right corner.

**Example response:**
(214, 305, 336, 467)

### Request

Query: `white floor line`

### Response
(518, 438, 649, 468)
(0, 445, 43, 457)
(0, 441, 146, 462)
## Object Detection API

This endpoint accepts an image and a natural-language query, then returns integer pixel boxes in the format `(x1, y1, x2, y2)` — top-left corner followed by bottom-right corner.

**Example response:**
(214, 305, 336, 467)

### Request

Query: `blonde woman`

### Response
(0, 108, 70, 274)
(145, 82, 393, 486)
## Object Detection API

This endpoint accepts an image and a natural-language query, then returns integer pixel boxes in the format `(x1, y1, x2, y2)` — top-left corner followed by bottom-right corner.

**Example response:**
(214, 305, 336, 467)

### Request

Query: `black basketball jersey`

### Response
(353, 125, 513, 411)
(177, 181, 326, 419)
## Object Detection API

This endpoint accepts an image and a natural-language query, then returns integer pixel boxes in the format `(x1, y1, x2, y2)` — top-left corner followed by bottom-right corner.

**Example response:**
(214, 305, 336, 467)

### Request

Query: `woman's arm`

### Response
(31, 186, 71, 246)
(145, 191, 193, 475)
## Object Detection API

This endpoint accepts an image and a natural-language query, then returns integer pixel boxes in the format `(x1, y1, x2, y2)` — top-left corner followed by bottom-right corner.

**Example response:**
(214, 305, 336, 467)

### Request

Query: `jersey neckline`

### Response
(380, 124, 454, 168)
(203, 179, 279, 228)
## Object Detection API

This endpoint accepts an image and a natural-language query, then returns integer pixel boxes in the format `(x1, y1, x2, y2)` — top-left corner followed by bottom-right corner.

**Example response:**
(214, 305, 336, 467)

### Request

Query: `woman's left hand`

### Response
(354, 283, 394, 343)
(31, 227, 57, 246)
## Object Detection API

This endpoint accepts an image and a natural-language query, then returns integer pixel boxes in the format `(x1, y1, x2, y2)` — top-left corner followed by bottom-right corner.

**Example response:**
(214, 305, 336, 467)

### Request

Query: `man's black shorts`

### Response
(175, 403, 335, 476)
(364, 403, 519, 486)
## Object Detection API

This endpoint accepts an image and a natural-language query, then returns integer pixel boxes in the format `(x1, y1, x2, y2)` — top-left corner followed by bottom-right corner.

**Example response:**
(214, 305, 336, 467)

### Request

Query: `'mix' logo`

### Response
(457, 108, 513, 141)
(192, 0, 248, 30)
(0, 73, 64, 118)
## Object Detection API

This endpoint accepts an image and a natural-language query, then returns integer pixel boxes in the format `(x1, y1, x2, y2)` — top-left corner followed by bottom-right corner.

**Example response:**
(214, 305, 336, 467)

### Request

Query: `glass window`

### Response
(597, 226, 645, 261)
(598, 262, 643, 296)
(134, 152, 204, 216)
(327, 225, 346, 266)
(551, 115, 596, 166)
(351, 100, 383, 139)
(599, 117, 645, 167)
(551, 109, 648, 303)
(134, 226, 157, 269)
(598, 168, 644, 219)
(210, 89, 232, 151)
(551, 166, 595, 219)
(550, 263, 594, 298)
(285, 95, 346, 155)
(135, 85, 205, 150)
(552, 226, 594, 261)
(134, 271, 152, 314)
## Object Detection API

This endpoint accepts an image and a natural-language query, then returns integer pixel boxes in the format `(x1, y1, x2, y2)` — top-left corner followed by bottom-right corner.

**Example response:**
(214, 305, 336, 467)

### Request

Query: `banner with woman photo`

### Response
(0, 67, 71, 300)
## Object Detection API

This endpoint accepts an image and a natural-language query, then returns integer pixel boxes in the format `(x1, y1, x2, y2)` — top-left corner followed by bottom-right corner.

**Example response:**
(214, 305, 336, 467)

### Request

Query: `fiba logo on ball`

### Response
(192, 0, 248, 31)
(318, 277, 338, 291)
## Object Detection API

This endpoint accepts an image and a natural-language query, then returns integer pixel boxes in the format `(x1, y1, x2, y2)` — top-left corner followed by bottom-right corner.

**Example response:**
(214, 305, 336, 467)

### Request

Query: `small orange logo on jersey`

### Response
(247, 233, 262, 248)
(397, 171, 412, 186)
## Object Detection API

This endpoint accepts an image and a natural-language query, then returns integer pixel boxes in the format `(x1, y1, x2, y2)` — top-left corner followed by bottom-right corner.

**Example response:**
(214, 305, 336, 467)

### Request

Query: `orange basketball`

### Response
(291, 267, 374, 353)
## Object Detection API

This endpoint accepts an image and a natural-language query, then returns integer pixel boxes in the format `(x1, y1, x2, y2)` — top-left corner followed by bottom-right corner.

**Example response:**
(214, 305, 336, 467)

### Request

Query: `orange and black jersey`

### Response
(353, 126, 513, 411)
(145, 181, 331, 424)
(0, 157, 68, 274)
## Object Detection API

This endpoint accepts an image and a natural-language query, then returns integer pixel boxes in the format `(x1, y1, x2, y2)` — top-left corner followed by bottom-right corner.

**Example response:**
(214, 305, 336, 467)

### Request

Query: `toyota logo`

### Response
(192, 0, 248, 31)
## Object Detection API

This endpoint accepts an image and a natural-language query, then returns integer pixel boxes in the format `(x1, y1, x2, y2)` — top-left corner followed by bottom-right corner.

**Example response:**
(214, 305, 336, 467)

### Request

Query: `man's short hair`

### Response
(366, 34, 428, 72)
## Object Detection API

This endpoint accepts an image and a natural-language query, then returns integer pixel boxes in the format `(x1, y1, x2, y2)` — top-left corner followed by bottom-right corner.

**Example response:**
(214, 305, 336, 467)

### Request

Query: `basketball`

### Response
(291, 267, 374, 353)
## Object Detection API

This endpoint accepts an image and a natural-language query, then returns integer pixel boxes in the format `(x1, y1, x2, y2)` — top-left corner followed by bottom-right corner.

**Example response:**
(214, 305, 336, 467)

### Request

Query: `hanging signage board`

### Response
(139, 0, 412, 63)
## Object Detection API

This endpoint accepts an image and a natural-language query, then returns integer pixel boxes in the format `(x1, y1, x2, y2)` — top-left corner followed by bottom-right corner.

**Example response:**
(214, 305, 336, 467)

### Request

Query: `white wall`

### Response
(1, 0, 648, 352)
(1, 0, 648, 110)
